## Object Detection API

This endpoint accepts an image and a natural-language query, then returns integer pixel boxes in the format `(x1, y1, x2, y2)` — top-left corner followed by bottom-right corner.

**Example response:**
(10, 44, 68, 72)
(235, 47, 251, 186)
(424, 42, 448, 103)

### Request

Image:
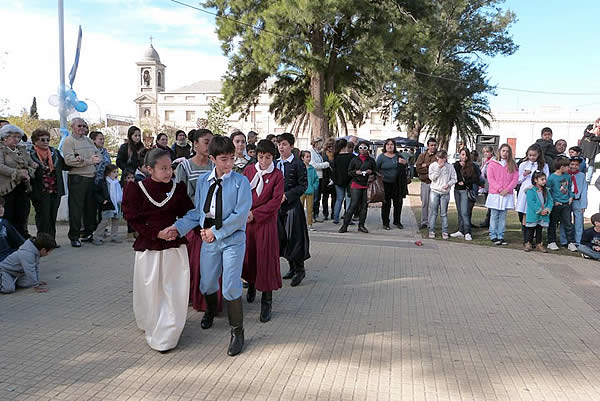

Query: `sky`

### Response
(1, 0, 599, 121)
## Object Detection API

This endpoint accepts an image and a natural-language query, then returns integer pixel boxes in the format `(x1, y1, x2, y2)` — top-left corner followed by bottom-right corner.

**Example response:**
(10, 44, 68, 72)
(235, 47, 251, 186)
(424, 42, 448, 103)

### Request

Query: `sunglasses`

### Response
(358, 146, 369, 150)
(76, 125, 88, 128)
(38, 138, 50, 143)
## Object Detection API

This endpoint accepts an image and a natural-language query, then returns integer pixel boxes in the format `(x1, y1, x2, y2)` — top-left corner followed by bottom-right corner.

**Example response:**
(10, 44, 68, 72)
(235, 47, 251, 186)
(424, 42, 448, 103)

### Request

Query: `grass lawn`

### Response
(407, 181, 582, 257)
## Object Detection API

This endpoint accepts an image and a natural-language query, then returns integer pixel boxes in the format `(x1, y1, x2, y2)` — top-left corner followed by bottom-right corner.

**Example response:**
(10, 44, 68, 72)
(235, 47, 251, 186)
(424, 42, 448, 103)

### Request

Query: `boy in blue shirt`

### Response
(547, 157, 577, 251)
(560, 158, 587, 245)
(0, 233, 57, 294)
(162, 136, 252, 357)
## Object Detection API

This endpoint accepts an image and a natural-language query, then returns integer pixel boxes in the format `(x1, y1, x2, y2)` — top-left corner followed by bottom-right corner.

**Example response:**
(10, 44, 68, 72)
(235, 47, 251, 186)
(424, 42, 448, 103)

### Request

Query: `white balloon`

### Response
(48, 94, 60, 107)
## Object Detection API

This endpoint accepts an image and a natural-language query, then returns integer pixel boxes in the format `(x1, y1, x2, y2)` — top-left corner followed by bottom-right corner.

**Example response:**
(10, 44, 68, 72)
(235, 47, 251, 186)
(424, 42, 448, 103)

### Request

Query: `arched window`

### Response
(157, 71, 162, 87)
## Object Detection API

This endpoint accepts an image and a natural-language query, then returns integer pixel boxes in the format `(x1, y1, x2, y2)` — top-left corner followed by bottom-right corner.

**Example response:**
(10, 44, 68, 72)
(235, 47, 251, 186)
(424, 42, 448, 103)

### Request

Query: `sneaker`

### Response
(498, 239, 508, 245)
(419, 224, 428, 230)
(332, 220, 339, 224)
(428, 232, 435, 239)
(582, 253, 591, 259)
(494, 240, 502, 246)
(524, 242, 531, 252)
(450, 231, 464, 238)
(309, 226, 316, 231)
(383, 224, 391, 230)
(465, 233, 472, 241)
(567, 243, 578, 252)
(547, 242, 559, 251)
(490, 238, 497, 243)
(536, 243, 547, 253)
(442, 232, 449, 240)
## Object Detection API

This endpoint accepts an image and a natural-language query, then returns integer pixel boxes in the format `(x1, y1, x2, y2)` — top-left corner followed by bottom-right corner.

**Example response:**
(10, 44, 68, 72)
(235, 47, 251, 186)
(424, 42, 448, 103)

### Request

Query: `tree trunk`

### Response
(310, 28, 328, 143)
(407, 121, 422, 141)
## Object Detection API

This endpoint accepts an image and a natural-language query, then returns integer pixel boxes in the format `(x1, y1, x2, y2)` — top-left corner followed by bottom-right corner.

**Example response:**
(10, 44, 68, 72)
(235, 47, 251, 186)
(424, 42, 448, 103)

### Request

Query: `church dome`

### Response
(144, 44, 161, 62)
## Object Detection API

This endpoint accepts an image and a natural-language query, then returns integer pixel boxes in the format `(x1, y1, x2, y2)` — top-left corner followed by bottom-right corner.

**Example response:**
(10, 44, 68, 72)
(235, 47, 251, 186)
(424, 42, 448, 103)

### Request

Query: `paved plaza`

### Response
(2, 199, 600, 401)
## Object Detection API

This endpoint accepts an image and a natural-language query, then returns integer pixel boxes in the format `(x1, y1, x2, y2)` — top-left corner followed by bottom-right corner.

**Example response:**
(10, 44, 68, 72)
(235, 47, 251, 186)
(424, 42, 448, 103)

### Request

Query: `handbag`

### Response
(367, 172, 385, 203)
(467, 187, 478, 202)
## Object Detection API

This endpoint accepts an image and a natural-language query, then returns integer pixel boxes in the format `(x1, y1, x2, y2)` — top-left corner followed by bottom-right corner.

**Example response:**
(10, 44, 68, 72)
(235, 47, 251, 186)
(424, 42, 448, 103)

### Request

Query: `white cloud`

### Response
(0, 7, 228, 121)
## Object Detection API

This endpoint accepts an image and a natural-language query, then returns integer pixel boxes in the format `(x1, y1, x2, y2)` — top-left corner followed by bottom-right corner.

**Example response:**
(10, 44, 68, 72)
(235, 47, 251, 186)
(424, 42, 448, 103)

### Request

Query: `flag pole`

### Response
(58, 0, 67, 131)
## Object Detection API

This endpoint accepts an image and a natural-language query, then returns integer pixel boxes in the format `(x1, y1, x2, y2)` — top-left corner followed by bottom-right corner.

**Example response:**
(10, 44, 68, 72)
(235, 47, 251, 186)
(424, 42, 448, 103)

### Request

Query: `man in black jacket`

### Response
(276, 133, 310, 287)
(535, 127, 558, 168)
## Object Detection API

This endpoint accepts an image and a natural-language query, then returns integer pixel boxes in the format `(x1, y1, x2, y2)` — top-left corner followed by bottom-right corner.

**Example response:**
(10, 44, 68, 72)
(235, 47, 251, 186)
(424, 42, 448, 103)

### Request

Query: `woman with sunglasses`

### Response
(339, 141, 377, 233)
(29, 129, 65, 243)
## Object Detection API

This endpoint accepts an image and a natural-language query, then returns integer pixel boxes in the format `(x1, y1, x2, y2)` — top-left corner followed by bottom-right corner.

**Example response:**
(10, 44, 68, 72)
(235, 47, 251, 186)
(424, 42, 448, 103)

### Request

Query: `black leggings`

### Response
(525, 225, 543, 245)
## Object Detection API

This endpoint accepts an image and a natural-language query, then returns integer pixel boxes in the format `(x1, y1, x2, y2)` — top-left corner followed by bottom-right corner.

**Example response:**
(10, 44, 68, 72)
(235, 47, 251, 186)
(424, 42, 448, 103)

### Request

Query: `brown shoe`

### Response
(536, 243, 547, 253)
(524, 242, 531, 252)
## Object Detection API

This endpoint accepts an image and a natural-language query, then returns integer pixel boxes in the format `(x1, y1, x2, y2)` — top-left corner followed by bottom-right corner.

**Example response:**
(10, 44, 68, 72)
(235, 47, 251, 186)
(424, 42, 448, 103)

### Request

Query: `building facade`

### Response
(133, 43, 598, 156)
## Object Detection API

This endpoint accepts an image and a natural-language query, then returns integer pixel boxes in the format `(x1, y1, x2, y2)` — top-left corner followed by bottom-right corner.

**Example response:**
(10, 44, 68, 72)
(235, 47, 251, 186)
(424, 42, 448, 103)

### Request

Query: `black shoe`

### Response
(358, 226, 369, 233)
(260, 291, 272, 323)
(383, 224, 391, 230)
(70, 240, 81, 248)
(323, 215, 330, 221)
(226, 298, 244, 356)
(242, 281, 248, 289)
(282, 261, 295, 279)
(338, 225, 348, 233)
(419, 224, 428, 229)
(333, 220, 339, 224)
(290, 271, 306, 287)
(395, 223, 404, 229)
(246, 284, 256, 303)
(200, 292, 218, 329)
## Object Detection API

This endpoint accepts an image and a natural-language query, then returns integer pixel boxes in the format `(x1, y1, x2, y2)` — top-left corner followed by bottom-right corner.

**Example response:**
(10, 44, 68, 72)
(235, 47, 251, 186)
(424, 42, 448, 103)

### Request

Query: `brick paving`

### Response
(2, 199, 600, 401)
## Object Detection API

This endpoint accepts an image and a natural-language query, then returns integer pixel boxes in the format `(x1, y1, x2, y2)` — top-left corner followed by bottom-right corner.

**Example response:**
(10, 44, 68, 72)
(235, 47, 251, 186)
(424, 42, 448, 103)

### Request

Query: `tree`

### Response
(206, 97, 230, 136)
(30, 97, 39, 119)
(204, 0, 422, 141)
(385, 0, 517, 145)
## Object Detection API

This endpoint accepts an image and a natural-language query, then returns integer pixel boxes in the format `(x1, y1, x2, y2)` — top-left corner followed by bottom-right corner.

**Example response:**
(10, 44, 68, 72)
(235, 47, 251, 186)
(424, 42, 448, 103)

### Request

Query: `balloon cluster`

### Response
(48, 86, 88, 117)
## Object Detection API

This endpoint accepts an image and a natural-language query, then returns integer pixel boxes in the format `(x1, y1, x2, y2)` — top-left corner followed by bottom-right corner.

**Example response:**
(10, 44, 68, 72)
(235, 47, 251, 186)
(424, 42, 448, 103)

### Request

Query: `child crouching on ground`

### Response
(579, 213, 600, 260)
(0, 197, 24, 262)
(428, 150, 457, 239)
(0, 233, 57, 294)
(93, 164, 123, 245)
(122, 148, 195, 353)
(523, 171, 553, 252)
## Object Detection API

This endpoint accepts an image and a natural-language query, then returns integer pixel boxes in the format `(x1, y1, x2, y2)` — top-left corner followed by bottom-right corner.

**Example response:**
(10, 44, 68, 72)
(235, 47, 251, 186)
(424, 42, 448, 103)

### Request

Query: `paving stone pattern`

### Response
(2, 200, 600, 401)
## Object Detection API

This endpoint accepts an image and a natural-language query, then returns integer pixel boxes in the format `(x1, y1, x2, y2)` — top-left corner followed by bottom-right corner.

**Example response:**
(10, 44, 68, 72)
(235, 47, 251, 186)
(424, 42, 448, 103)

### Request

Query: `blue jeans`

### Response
(333, 184, 351, 223)
(428, 192, 449, 233)
(489, 208, 508, 240)
(578, 244, 600, 260)
(560, 205, 584, 245)
(454, 189, 471, 234)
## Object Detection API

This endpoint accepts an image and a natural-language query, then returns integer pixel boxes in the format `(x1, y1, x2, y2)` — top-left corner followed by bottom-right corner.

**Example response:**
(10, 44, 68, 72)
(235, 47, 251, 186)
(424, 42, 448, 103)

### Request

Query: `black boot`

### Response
(246, 283, 256, 303)
(260, 291, 272, 323)
(282, 261, 295, 279)
(338, 224, 348, 233)
(200, 292, 218, 329)
(290, 262, 306, 287)
(226, 297, 244, 356)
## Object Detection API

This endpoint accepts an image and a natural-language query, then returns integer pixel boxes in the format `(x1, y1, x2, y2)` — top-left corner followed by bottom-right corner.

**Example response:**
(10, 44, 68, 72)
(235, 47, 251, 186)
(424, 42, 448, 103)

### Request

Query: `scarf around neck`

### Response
(249, 162, 274, 196)
(34, 145, 54, 172)
(106, 177, 123, 212)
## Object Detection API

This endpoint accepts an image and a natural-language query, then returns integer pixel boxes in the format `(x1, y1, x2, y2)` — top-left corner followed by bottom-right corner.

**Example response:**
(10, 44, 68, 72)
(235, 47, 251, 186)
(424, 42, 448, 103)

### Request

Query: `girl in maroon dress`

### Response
(122, 148, 194, 352)
(243, 140, 284, 322)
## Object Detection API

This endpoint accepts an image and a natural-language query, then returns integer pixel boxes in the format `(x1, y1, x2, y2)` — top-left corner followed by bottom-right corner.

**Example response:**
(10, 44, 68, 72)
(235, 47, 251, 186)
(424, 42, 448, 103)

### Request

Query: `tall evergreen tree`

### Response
(30, 97, 39, 119)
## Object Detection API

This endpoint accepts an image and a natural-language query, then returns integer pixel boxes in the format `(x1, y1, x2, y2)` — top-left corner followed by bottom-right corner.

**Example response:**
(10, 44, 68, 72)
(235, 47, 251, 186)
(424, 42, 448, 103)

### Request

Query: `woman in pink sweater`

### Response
(484, 144, 519, 245)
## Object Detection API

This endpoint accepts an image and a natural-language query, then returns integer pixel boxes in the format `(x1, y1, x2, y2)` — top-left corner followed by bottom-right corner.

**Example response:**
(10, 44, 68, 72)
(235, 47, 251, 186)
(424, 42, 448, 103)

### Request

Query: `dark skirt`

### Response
(278, 203, 310, 262)
(243, 215, 282, 292)
(186, 230, 223, 312)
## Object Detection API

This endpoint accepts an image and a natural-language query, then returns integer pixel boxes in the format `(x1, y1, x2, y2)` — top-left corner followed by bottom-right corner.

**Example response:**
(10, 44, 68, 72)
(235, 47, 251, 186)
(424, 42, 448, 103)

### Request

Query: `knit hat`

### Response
(0, 124, 25, 139)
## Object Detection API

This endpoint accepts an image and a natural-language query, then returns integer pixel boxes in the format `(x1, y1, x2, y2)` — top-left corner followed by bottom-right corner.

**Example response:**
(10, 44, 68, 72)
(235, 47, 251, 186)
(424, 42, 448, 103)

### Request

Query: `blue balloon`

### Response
(75, 101, 88, 112)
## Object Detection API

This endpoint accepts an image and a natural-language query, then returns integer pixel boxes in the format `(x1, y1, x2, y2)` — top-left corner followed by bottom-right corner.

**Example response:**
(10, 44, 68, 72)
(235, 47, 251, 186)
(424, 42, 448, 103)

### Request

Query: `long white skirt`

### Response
(133, 245, 190, 351)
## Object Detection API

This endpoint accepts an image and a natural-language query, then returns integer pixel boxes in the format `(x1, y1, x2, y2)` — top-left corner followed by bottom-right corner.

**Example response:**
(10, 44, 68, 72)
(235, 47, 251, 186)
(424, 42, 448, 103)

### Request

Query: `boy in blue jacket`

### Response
(161, 136, 252, 357)
(0, 233, 57, 294)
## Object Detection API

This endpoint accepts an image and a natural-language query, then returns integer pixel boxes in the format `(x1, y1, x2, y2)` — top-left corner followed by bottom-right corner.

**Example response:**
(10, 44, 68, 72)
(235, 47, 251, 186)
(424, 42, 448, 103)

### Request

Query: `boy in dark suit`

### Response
(276, 133, 310, 287)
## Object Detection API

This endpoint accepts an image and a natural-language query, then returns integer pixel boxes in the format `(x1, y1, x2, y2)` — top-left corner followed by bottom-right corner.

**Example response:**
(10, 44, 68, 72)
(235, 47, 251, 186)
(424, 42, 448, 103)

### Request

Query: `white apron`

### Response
(133, 245, 190, 351)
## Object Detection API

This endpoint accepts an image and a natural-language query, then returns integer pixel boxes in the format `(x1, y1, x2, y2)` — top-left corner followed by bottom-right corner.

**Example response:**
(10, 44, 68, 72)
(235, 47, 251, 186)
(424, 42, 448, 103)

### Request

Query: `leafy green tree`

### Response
(385, 0, 517, 146)
(205, 0, 421, 141)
